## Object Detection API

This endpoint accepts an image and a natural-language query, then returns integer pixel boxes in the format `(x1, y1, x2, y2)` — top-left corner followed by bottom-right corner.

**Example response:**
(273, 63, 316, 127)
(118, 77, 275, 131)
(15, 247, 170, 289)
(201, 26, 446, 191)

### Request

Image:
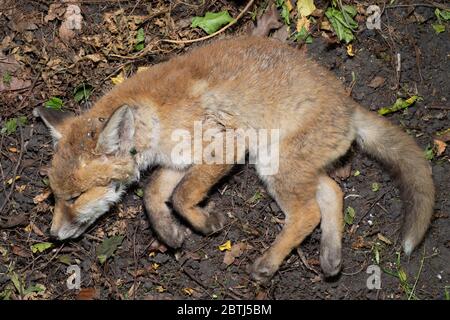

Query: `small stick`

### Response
(0, 125, 25, 214)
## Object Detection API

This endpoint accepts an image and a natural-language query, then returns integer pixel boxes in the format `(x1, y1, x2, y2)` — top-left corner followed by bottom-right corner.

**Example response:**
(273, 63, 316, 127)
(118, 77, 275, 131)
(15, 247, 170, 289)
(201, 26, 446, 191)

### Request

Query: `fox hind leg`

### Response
(317, 175, 344, 277)
(251, 158, 322, 283)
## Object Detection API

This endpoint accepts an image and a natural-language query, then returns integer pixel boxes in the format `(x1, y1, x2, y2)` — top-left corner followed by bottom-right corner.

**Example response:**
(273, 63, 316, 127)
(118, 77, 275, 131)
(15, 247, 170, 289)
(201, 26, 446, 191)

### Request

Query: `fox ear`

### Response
(33, 106, 72, 146)
(96, 105, 135, 155)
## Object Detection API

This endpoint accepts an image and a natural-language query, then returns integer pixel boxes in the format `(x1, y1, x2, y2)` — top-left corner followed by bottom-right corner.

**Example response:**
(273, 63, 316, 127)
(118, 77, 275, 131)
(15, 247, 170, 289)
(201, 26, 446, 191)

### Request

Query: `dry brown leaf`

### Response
(351, 236, 372, 249)
(12, 245, 30, 258)
(44, 3, 65, 23)
(33, 190, 52, 204)
(76, 288, 98, 300)
(59, 4, 83, 41)
(30, 223, 45, 237)
(84, 53, 107, 63)
(223, 242, 247, 266)
(368, 76, 386, 88)
(434, 139, 447, 156)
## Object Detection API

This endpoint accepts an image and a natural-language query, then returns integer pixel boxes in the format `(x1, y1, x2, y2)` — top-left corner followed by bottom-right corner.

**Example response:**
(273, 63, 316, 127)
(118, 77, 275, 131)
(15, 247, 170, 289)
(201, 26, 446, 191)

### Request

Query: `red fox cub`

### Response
(35, 36, 434, 282)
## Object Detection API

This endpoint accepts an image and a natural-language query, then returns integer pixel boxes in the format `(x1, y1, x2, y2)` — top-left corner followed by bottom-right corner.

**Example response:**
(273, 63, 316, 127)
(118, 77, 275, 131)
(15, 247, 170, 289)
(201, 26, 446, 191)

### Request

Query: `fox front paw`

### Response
(151, 217, 188, 249)
(249, 256, 277, 284)
(197, 202, 226, 235)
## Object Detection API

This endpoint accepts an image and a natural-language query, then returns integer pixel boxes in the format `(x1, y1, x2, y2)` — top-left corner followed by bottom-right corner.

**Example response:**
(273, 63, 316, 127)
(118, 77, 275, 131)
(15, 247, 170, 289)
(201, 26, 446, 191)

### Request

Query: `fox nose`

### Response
(49, 225, 60, 239)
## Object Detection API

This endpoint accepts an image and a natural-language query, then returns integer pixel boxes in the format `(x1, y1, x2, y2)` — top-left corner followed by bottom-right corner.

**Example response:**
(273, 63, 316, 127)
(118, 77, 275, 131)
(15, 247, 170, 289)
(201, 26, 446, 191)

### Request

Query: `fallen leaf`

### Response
(31, 242, 53, 253)
(33, 190, 52, 204)
(325, 5, 358, 43)
(434, 139, 447, 156)
(435, 128, 450, 142)
(368, 76, 386, 88)
(111, 72, 125, 85)
(182, 287, 195, 296)
(84, 53, 107, 63)
(44, 3, 65, 23)
(76, 288, 98, 300)
(30, 223, 45, 237)
(12, 245, 30, 258)
(191, 11, 233, 35)
(371, 182, 380, 192)
(297, 0, 316, 17)
(0, 214, 28, 229)
(351, 236, 371, 249)
(378, 96, 421, 115)
(346, 44, 355, 56)
(59, 4, 83, 41)
(58, 255, 73, 265)
(218, 240, 232, 251)
(8, 147, 18, 153)
(344, 206, 356, 225)
(223, 242, 247, 266)
(96, 235, 124, 264)
(377, 233, 392, 245)
(296, 15, 311, 32)
(15, 185, 26, 193)
(156, 285, 166, 293)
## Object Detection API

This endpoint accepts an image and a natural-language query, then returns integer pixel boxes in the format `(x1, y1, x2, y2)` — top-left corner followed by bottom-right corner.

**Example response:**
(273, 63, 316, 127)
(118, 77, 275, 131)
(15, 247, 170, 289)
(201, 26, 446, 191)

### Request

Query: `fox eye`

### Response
(67, 193, 81, 204)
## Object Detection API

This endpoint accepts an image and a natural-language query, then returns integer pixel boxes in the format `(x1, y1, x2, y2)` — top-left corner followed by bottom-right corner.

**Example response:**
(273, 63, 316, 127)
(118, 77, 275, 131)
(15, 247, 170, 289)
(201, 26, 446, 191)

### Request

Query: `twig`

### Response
(386, 2, 449, 11)
(355, 192, 387, 226)
(0, 125, 25, 214)
(181, 267, 213, 298)
(162, 0, 255, 44)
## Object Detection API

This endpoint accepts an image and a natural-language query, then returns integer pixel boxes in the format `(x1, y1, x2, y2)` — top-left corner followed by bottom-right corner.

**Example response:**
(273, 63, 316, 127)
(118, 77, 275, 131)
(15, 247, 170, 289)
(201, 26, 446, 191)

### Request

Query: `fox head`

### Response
(34, 105, 138, 240)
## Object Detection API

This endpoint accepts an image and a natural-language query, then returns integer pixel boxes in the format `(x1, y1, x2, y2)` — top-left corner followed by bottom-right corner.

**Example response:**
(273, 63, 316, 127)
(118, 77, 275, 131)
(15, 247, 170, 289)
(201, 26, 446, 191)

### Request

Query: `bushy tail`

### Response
(353, 106, 435, 254)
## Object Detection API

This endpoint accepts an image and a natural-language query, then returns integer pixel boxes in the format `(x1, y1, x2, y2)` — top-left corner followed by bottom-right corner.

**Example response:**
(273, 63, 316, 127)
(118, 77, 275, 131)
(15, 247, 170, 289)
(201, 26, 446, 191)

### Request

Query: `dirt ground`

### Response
(0, 0, 449, 300)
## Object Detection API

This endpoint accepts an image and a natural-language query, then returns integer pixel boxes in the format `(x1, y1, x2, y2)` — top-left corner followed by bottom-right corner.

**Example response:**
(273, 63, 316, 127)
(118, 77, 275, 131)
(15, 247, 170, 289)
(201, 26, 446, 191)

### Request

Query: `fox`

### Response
(34, 36, 434, 283)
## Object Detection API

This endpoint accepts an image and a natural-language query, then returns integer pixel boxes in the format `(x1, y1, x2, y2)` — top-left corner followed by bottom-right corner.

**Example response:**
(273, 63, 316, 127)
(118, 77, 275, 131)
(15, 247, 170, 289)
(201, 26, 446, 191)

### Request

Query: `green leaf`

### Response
(294, 26, 313, 43)
(432, 24, 445, 34)
(135, 43, 145, 51)
(371, 182, 380, 192)
(24, 284, 45, 295)
(135, 28, 145, 51)
(344, 206, 356, 225)
(58, 255, 73, 265)
(9, 272, 22, 293)
(435, 8, 450, 21)
(275, 0, 290, 25)
(31, 242, 53, 253)
(134, 188, 144, 198)
(325, 7, 357, 43)
(3, 71, 12, 85)
(1, 118, 17, 135)
(18, 116, 27, 125)
(136, 28, 145, 43)
(353, 170, 361, 177)
(96, 235, 124, 264)
(373, 245, 380, 264)
(45, 97, 64, 111)
(377, 96, 420, 115)
(74, 84, 93, 103)
(424, 144, 434, 161)
(191, 11, 234, 35)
